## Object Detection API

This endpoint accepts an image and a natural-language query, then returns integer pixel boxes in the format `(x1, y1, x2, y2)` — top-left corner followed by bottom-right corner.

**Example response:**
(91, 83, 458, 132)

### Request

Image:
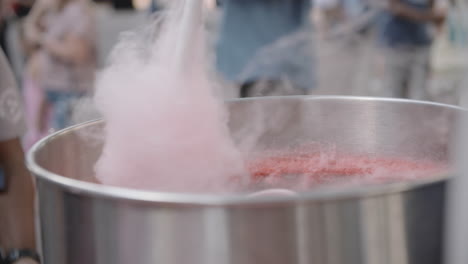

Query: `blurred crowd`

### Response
(1, 0, 96, 149)
(0, 0, 467, 150)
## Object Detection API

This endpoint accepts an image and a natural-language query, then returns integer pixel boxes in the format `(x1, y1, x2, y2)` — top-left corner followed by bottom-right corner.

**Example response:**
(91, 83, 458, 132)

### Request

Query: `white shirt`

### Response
(0, 49, 25, 141)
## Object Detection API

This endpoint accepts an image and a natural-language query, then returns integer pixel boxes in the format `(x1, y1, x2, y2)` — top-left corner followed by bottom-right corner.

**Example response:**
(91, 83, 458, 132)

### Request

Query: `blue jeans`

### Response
(45, 91, 83, 130)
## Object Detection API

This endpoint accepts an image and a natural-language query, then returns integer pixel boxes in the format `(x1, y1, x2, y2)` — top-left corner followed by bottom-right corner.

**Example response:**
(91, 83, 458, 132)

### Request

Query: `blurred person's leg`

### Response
(45, 91, 63, 130)
(407, 47, 431, 100)
(382, 48, 410, 98)
(24, 52, 52, 143)
(38, 99, 50, 131)
(23, 75, 46, 149)
(240, 82, 255, 98)
(242, 80, 308, 97)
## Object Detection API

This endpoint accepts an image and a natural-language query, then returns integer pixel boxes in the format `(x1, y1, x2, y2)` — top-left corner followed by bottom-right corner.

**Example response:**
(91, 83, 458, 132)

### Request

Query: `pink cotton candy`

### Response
(94, 1, 247, 193)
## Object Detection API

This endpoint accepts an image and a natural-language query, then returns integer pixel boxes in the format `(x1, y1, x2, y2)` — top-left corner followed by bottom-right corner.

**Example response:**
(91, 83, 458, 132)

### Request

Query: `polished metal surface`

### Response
(445, 110, 468, 264)
(27, 96, 463, 264)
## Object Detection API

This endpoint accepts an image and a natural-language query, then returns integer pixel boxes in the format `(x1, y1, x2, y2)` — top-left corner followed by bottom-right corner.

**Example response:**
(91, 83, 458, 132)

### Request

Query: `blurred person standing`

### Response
(312, 0, 376, 96)
(378, 0, 446, 99)
(216, 0, 315, 97)
(23, 0, 96, 133)
(0, 48, 39, 264)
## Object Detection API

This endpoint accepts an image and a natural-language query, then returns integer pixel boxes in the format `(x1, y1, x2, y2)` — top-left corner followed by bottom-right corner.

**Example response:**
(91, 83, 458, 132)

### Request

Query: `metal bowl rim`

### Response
(26, 96, 464, 206)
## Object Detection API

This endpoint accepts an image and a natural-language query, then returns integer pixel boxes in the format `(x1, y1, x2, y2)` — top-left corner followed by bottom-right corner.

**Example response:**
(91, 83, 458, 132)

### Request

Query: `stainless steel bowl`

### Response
(27, 96, 463, 264)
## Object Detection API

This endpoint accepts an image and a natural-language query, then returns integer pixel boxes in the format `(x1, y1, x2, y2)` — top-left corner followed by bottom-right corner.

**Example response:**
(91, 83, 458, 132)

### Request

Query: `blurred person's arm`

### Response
(389, 0, 446, 24)
(23, 4, 42, 45)
(23, 0, 51, 49)
(0, 48, 37, 263)
(0, 138, 36, 251)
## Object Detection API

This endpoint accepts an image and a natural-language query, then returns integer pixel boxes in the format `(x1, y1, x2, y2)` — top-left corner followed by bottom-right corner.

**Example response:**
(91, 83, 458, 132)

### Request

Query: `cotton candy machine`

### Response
(27, 96, 463, 264)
